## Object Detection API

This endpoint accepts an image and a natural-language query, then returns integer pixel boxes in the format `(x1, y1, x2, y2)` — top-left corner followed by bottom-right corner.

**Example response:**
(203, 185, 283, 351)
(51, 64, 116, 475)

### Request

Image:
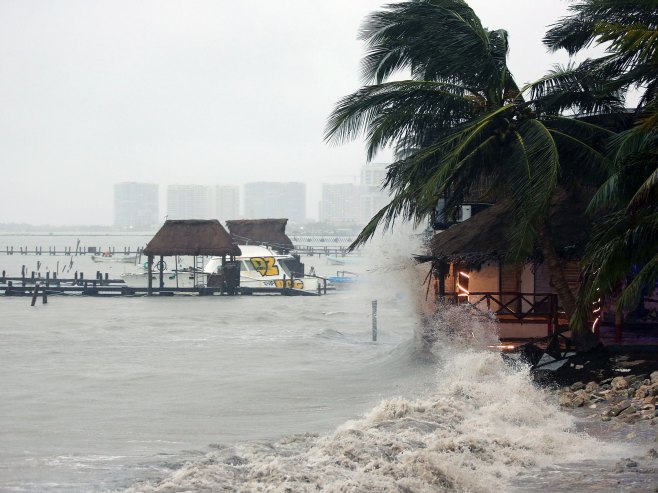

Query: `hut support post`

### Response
(159, 255, 164, 288)
(437, 261, 447, 299)
(147, 255, 154, 295)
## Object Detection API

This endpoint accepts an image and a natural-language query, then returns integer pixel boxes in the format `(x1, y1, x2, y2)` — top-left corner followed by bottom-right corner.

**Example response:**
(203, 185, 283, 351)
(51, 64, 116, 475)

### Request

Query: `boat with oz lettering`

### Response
(203, 245, 327, 294)
(120, 245, 328, 294)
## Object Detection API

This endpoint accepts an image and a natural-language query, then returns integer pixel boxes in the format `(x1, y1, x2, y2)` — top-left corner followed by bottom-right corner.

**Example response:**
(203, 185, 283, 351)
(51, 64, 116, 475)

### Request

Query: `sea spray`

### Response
(118, 304, 620, 493)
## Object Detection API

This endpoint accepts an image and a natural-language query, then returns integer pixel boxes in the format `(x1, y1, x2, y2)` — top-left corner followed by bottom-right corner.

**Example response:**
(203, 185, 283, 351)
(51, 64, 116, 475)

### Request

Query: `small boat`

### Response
(204, 245, 326, 294)
(326, 271, 359, 289)
(121, 245, 327, 293)
(91, 253, 138, 263)
(326, 255, 358, 266)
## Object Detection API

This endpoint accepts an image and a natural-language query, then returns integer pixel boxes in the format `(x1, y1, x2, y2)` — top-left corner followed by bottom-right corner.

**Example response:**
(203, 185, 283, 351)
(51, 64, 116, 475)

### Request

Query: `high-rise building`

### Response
(166, 185, 211, 219)
(243, 182, 306, 222)
(361, 162, 388, 188)
(319, 183, 360, 225)
(211, 185, 240, 220)
(113, 182, 159, 230)
(358, 163, 389, 224)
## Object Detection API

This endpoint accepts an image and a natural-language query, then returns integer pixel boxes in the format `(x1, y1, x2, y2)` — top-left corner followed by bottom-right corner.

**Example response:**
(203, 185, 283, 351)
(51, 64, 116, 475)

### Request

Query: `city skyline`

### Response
(113, 167, 390, 228)
(1, 1, 580, 226)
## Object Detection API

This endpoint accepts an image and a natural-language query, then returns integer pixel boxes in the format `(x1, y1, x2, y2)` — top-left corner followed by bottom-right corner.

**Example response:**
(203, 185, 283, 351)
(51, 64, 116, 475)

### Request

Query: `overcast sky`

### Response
(1, 0, 580, 225)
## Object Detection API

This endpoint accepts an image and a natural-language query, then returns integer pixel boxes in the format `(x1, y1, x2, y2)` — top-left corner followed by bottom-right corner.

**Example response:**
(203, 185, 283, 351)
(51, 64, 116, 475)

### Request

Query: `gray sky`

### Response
(0, 0, 577, 225)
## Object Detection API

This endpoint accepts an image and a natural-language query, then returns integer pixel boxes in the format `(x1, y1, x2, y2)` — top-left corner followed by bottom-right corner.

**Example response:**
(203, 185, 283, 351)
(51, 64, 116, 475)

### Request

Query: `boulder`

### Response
(611, 377, 628, 391)
(650, 371, 658, 384)
(611, 400, 632, 416)
(585, 381, 600, 392)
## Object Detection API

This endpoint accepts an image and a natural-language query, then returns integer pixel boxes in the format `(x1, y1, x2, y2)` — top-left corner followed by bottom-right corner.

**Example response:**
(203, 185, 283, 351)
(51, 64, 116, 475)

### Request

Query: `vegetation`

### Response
(325, 0, 618, 345)
(544, 0, 658, 326)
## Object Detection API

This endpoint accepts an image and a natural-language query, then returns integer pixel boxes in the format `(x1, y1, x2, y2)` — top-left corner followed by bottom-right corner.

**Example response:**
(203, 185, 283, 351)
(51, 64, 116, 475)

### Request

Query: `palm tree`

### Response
(325, 0, 617, 344)
(544, 0, 658, 325)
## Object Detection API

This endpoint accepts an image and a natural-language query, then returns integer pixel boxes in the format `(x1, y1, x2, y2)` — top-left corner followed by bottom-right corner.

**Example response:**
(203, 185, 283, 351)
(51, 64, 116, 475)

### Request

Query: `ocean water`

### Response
(1, 234, 656, 492)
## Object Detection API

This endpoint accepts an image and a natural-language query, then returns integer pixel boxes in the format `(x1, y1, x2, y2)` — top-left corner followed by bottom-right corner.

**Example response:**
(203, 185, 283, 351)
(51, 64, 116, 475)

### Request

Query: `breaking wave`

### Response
(117, 304, 618, 493)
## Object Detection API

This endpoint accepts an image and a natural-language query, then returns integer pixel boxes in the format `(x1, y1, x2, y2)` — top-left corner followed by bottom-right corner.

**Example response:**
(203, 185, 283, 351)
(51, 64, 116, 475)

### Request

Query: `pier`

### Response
(0, 245, 144, 257)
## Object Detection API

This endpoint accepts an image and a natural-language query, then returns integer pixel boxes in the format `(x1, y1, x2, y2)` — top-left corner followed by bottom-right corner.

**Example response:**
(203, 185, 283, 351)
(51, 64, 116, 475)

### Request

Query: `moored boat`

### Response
(204, 245, 326, 294)
(91, 253, 138, 263)
(120, 245, 327, 293)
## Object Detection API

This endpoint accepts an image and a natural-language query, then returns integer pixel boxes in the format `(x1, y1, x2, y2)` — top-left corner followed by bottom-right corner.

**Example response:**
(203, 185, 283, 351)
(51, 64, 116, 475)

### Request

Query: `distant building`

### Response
(361, 162, 388, 188)
(319, 183, 360, 225)
(114, 182, 159, 230)
(211, 185, 240, 220)
(166, 185, 211, 219)
(358, 163, 389, 224)
(243, 182, 306, 222)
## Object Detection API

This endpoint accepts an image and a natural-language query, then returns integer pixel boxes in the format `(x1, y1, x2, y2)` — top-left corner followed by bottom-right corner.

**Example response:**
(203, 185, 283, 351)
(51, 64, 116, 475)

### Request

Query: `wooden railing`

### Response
(450, 291, 562, 335)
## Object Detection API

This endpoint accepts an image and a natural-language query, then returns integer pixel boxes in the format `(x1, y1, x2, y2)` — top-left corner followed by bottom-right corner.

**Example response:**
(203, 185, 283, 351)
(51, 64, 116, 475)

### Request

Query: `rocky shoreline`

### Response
(558, 371, 658, 425)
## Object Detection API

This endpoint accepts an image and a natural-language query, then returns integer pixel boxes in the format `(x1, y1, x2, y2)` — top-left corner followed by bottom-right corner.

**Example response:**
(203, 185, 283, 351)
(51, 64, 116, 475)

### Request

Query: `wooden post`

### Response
(31, 284, 40, 306)
(159, 255, 164, 289)
(42, 286, 47, 304)
(372, 300, 378, 342)
(615, 308, 623, 343)
(147, 255, 153, 295)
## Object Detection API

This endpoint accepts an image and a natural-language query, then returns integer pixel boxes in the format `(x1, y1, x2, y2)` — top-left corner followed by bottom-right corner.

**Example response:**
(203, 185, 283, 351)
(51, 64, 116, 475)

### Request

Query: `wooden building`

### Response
(143, 220, 241, 294)
(425, 189, 591, 338)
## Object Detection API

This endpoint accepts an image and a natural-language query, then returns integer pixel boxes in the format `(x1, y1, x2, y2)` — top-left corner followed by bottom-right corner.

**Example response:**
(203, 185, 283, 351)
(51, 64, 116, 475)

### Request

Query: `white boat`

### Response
(120, 245, 326, 293)
(91, 253, 138, 263)
(204, 245, 325, 294)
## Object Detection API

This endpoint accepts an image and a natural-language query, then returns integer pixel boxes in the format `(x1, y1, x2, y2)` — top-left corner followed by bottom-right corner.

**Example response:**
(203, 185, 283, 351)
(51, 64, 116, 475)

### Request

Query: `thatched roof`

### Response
(143, 220, 241, 257)
(428, 189, 592, 267)
(226, 218, 294, 250)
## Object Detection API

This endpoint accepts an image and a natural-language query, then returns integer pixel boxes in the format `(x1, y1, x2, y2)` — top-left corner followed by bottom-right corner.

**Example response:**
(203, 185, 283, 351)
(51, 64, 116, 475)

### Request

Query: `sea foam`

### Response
(118, 304, 617, 493)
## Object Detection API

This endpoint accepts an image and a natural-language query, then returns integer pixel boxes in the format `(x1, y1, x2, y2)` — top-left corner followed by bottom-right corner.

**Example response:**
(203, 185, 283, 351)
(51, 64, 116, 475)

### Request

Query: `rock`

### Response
(642, 396, 656, 405)
(575, 364, 584, 370)
(619, 404, 638, 417)
(601, 415, 611, 421)
(650, 371, 658, 384)
(614, 458, 638, 472)
(571, 381, 585, 391)
(647, 448, 658, 459)
(636, 386, 652, 399)
(585, 381, 600, 392)
(558, 391, 574, 407)
(611, 400, 632, 416)
(611, 377, 628, 390)
(572, 397, 586, 408)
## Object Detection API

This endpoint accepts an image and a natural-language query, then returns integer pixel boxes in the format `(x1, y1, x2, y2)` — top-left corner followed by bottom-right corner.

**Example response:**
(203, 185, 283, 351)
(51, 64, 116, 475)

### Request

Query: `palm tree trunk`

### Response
(537, 221, 597, 351)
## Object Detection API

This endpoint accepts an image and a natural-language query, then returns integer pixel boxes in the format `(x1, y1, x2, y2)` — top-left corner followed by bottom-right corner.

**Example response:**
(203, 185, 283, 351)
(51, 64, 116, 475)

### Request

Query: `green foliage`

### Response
(546, 0, 658, 322)
(325, 0, 612, 260)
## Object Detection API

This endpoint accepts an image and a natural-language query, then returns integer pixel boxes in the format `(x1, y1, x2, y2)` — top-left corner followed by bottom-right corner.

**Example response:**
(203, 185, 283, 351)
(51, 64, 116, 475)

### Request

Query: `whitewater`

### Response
(0, 233, 656, 492)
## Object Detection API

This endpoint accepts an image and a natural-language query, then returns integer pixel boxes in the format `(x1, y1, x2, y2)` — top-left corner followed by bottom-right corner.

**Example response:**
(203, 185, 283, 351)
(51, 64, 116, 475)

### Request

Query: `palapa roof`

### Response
(427, 188, 592, 267)
(226, 218, 294, 250)
(143, 220, 241, 257)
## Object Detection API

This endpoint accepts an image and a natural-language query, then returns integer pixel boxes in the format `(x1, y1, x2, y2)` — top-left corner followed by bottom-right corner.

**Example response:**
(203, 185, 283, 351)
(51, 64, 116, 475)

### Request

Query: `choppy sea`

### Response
(0, 233, 656, 492)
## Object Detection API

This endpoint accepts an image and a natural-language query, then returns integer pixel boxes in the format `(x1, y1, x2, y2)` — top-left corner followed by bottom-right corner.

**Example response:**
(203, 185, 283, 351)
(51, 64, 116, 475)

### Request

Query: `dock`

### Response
(0, 271, 327, 298)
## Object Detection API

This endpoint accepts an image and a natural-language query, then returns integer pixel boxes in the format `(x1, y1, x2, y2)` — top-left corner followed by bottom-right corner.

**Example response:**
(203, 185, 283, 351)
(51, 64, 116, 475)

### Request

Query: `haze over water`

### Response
(0, 233, 656, 492)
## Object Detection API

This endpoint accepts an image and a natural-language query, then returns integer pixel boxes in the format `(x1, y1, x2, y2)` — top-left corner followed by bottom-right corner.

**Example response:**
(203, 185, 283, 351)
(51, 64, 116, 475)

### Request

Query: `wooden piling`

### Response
(372, 300, 378, 342)
(31, 284, 40, 306)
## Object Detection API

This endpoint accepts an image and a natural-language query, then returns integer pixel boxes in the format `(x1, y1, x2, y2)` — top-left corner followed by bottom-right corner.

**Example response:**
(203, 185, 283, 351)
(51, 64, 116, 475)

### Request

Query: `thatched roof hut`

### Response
(226, 218, 294, 250)
(427, 189, 592, 267)
(143, 220, 241, 257)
